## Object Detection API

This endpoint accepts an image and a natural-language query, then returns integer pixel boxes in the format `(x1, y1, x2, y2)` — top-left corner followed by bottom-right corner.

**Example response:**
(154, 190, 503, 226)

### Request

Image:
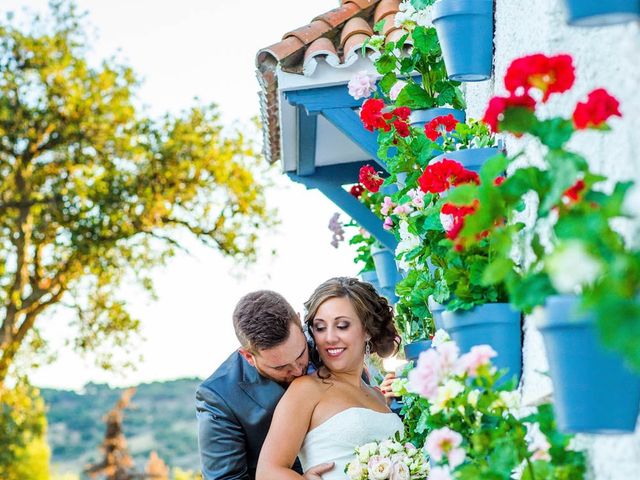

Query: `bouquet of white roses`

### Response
(345, 436, 430, 480)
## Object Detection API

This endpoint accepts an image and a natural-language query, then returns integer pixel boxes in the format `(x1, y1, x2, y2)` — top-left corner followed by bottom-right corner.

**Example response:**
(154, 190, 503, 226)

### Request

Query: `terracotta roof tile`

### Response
(342, 0, 378, 9)
(373, 0, 401, 24)
(283, 19, 333, 45)
(313, 3, 361, 28)
(257, 0, 412, 163)
(340, 17, 374, 47)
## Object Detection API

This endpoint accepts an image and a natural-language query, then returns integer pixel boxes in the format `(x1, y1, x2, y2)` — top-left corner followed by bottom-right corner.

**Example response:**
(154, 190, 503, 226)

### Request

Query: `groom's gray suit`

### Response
(196, 351, 304, 479)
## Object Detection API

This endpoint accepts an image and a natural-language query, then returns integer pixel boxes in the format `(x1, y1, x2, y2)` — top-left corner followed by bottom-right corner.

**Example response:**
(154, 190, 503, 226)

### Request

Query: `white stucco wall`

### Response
(461, 2, 640, 478)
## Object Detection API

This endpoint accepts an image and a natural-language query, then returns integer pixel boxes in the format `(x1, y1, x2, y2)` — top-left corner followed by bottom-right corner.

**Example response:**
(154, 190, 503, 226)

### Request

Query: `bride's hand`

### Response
(303, 462, 334, 479)
(380, 373, 398, 401)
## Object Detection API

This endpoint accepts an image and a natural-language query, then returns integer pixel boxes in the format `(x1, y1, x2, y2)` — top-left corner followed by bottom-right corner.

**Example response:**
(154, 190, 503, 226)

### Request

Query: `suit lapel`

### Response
(238, 356, 285, 411)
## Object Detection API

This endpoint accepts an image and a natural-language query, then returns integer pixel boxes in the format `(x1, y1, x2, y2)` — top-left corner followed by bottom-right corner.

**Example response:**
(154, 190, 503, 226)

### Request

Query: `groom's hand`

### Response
(303, 462, 334, 479)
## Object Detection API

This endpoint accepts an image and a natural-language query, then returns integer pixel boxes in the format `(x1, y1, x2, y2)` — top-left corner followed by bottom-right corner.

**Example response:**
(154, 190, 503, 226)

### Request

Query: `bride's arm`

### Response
(256, 376, 321, 479)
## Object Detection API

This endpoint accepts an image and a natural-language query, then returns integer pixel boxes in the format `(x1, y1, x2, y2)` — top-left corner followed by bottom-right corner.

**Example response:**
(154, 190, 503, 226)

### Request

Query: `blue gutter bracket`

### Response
(287, 172, 398, 252)
(321, 108, 385, 169)
(285, 84, 362, 114)
(297, 106, 317, 176)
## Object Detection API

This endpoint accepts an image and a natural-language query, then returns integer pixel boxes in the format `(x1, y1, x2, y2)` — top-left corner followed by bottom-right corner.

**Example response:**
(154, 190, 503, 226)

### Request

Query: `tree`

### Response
(0, 1, 275, 383)
(0, 377, 51, 479)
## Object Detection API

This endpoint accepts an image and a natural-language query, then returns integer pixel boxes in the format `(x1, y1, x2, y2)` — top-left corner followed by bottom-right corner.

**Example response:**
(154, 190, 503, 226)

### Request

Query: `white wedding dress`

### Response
(298, 407, 404, 479)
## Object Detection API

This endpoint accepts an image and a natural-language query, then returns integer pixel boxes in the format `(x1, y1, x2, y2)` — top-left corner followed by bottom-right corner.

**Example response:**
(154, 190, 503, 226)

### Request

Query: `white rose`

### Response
(347, 460, 366, 480)
(379, 439, 396, 457)
(368, 455, 392, 480)
(390, 460, 410, 480)
(357, 442, 379, 462)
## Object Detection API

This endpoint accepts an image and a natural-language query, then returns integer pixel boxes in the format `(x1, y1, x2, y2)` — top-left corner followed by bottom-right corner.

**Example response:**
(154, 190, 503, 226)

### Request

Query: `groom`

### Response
(196, 290, 334, 480)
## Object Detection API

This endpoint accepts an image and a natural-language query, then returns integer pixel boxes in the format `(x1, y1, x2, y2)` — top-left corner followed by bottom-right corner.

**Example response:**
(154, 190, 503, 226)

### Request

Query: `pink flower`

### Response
(389, 80, 407, 101)
(408, 348, 441, 400)
(457, 345, 497, 377)
(393, 203, 413, 216)
(383, 217, 394, 231)
(390, 461, 410, 480)
(380, 196, 395, 216)
(436, 341, 459, 376)
(407, 188, 425, 208)
(429, 467, 453, 480)
(426, 427, 465, 467)
(348, 71, 377, 100)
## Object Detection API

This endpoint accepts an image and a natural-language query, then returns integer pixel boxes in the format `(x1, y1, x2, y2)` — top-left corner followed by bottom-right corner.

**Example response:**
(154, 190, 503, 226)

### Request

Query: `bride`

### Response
(256, 277, 402, 479)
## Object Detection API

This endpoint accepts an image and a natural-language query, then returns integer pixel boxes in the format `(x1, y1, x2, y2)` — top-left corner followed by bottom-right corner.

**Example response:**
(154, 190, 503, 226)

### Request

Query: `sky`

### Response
(1, 0, 363, 391)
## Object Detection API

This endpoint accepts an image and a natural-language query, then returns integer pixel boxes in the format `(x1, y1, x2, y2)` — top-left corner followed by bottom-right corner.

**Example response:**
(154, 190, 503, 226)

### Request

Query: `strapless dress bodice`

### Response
(298, 407, 403, 479)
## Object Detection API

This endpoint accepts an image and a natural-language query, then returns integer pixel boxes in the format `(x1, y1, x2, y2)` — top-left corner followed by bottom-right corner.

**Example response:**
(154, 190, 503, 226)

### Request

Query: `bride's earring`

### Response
(365, 340, 371, 359)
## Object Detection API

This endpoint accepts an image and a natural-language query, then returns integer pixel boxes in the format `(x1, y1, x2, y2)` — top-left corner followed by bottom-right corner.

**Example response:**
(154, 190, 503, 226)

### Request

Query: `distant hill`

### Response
(41, 377, 202, 474)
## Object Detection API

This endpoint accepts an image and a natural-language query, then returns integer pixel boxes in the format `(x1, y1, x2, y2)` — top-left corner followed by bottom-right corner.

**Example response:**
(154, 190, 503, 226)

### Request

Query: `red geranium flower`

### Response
(350, 184, 365, 198)
(360, 98, 392, 132)
(504, 53, 575, 102)
(393, 118, 410, 137)
(359, 165, 384, 193)
(392, 106, 411, 121)
(424, 114, 460, 141)
(572, 88, 622, 130)
(562, 179, 586, 203)
(494, 176, 506, 186)
(441, 201, 479, 248)
(483, 94, 536, 133)
(417, 159, 479, 194)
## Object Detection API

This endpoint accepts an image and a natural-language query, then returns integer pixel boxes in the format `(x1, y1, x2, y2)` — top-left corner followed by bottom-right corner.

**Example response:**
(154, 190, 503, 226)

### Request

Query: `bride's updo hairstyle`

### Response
(304, 277, 399, 358)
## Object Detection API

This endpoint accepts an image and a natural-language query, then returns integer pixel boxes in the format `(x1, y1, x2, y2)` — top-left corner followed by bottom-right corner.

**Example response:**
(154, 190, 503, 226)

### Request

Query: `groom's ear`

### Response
(239, 348, 256, 367)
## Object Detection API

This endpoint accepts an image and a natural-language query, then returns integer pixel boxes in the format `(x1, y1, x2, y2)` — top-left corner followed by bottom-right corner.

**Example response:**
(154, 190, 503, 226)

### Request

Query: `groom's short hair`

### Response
(233, 290, 300, 352)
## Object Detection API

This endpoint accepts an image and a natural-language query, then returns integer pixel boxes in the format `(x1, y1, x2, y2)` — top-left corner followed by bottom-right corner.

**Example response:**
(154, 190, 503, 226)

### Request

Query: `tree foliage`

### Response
(0, 1, 275, 382)
(0, 377, 51, 479)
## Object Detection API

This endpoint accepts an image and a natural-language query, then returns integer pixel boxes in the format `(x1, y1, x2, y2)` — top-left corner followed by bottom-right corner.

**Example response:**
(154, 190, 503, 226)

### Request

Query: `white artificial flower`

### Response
(545, 240, 603, 293)
(431, 329, 451, 348)
(347, 460, 366, 480)
(368, 455, 393, 480)
(391, 460, 411, 480)
(357, 442, 379, 462)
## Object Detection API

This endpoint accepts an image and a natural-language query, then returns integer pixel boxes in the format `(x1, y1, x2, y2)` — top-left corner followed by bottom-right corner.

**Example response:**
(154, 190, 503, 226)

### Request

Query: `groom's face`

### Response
(242, 324, 309, 385)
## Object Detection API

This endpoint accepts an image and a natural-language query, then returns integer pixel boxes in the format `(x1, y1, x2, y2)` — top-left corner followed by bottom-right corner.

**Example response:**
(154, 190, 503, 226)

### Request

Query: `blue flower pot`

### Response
(563, 0, 640, 27)
(370, 243, 401, 303)
(360, 270, 382, 295)
(409, 108, 466, 128)
(431, 147, 501, 173)
(539, 295, 640, 433)
(428, 296, 446, 331)
(432, 0, 494, 82)
(442, 303, 522, 383)
(404, 339, 433, 363)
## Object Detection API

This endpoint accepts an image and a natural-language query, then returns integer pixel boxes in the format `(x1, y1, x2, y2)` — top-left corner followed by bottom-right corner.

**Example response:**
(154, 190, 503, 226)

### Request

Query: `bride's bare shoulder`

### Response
(287, 372, 332, 397)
